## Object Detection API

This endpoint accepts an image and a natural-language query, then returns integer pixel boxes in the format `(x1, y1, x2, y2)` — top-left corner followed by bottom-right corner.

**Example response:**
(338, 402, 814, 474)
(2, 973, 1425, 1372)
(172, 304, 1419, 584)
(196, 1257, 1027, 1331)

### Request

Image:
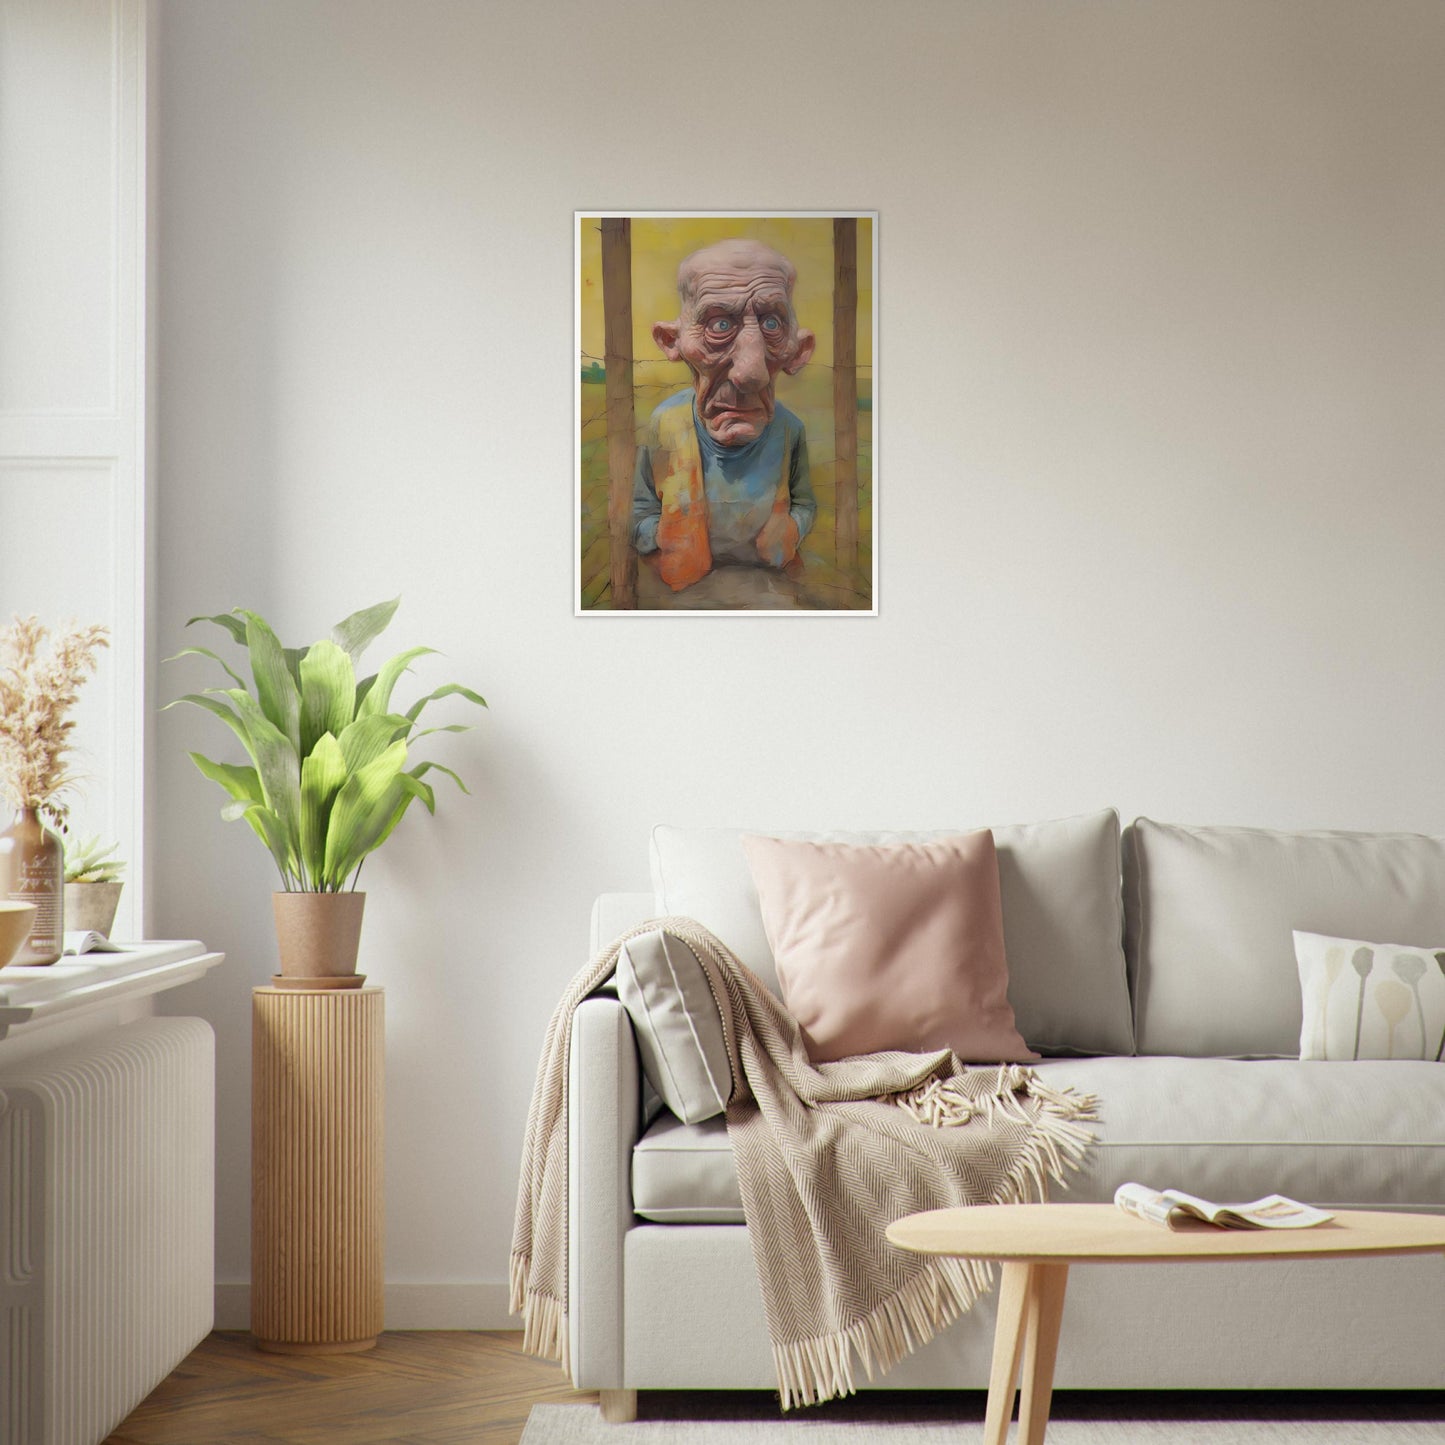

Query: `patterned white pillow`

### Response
(1294, 930, 1445, 1061)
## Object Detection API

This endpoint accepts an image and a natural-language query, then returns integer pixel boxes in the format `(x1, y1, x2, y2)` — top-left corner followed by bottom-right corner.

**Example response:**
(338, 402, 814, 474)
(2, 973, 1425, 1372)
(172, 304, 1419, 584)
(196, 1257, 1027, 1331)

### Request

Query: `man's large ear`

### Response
(652, 320, 682, 362)
(783, 328, 816, 376)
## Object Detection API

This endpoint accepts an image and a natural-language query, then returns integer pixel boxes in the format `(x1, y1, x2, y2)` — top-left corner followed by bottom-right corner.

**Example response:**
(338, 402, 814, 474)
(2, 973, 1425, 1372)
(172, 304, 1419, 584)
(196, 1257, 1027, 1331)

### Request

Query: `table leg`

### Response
(1017, 1263, 1069, 1445)
(982, 1262, 1031, 1445)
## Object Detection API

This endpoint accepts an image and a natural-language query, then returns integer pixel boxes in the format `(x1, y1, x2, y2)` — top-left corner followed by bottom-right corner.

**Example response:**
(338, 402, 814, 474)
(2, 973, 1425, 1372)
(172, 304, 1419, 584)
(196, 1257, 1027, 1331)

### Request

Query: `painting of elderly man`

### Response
(577, 214, 876, 614)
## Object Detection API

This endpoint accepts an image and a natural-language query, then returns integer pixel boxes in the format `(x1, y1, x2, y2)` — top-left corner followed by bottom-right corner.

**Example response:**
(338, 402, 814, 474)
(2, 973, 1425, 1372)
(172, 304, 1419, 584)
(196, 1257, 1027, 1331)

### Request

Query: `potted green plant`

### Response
(63, 836, 126, 938)
(168, 598, 485, 981)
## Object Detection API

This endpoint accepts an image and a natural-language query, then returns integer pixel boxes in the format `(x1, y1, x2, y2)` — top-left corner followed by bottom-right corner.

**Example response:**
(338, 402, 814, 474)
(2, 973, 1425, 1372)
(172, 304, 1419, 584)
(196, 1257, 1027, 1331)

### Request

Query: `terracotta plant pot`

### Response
(64, 881, 124, 938)
(273, 891, 366, 978)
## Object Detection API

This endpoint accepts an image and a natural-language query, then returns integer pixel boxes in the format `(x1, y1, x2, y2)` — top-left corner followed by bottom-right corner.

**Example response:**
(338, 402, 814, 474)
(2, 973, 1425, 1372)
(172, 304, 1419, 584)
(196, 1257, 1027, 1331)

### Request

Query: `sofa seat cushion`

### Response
(630, 1056, 1445, 1224)
(633, 1113, 743, 1223)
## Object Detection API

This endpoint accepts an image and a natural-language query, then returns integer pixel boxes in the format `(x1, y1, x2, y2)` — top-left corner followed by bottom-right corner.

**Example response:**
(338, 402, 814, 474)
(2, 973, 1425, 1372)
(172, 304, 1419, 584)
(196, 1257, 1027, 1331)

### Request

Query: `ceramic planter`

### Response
(64, 881, 124, 938)
(0, 902, 38, 969)
(272, 891, 366, 978)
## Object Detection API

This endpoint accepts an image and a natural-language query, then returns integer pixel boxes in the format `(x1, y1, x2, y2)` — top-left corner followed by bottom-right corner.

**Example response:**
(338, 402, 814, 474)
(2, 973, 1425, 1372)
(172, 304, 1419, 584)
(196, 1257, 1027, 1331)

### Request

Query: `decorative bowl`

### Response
(0, 901, 38, 969)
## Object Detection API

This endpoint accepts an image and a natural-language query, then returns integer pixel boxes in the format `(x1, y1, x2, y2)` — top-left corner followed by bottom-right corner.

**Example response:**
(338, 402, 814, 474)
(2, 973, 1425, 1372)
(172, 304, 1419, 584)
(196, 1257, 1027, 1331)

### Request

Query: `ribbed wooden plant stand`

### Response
(251, 984, 385, 1354)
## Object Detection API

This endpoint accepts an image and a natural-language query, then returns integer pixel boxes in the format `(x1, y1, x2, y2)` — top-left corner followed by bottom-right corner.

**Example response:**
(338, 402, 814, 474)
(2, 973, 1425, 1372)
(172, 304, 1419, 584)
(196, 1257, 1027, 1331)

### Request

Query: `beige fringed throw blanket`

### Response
(511, 919, 1097, 1410)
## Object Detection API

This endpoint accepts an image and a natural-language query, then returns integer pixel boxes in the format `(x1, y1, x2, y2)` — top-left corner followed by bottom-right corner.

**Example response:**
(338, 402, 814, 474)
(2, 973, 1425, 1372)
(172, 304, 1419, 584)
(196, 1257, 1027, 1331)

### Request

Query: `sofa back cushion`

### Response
(1126, 818, 1445, 1057)
(591, 893, 655, 954)
(650, 809, 1132, 1056)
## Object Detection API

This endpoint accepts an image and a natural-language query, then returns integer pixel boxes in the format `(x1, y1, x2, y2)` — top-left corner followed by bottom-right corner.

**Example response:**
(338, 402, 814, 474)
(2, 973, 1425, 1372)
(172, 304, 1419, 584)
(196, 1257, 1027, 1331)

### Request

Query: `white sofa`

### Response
(566, 812, 1445, 1403)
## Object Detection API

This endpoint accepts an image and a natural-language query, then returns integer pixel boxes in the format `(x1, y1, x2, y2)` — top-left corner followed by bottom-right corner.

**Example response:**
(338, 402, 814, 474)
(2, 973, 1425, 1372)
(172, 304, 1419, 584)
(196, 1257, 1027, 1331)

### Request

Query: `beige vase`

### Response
(0, 807, 63, 965)
(64, 881, 124, 938)
(272, 891, 366, 978)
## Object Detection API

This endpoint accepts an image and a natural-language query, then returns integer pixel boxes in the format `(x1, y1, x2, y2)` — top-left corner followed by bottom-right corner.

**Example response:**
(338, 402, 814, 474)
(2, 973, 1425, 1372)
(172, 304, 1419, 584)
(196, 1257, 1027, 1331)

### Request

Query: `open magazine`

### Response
(62, 931, 127, 955)
(1114, 1182, 1333, 1231)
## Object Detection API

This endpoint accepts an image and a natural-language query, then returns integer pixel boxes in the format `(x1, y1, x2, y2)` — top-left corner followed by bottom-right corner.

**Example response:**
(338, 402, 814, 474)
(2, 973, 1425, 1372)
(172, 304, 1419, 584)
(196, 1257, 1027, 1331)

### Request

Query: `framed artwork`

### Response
(576, 212, 877, 616)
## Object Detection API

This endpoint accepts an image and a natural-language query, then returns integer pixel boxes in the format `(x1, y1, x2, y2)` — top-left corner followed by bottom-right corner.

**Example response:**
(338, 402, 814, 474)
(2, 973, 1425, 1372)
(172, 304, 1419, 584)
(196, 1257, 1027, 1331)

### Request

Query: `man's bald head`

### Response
(653, 238, 815, 446)
(675, 239, 798, 314)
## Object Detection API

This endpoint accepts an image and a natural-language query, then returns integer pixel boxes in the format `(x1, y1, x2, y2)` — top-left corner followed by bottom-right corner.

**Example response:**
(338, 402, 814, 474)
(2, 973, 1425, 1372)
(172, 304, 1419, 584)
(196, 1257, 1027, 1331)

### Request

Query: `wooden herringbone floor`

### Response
(104, 1331, 594, 1444)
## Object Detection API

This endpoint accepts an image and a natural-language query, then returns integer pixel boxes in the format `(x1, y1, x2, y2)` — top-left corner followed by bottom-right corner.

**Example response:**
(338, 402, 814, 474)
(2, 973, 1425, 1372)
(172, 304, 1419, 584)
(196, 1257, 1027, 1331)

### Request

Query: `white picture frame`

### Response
(575, 210, 878, 618)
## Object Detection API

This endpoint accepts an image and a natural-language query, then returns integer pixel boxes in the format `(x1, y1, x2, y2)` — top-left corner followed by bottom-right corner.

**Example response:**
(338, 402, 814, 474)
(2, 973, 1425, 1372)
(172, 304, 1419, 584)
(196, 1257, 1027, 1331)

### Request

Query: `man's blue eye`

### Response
(761, 316, 782, 333)
(707, 318, 733, 336)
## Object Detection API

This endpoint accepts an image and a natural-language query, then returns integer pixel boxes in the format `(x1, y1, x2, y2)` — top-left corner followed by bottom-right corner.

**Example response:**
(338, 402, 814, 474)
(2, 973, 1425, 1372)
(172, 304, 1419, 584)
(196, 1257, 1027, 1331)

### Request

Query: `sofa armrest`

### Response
(567, 994, 641, 1388)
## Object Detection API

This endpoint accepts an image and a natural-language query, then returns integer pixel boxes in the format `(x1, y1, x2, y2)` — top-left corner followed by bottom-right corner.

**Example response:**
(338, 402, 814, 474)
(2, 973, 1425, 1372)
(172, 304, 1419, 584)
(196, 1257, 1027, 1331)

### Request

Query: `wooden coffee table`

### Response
(886, 1203, 1445, 1445)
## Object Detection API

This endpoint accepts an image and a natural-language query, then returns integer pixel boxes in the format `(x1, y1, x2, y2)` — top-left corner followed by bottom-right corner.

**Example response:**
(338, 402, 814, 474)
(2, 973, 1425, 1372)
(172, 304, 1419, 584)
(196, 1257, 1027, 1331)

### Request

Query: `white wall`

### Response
(154, 0, 1445, 1324)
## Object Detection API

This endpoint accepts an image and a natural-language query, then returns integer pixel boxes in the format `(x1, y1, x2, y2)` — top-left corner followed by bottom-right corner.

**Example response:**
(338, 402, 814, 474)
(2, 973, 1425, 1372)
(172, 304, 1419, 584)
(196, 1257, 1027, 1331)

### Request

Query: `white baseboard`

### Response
(214, 1281, 515, 1331)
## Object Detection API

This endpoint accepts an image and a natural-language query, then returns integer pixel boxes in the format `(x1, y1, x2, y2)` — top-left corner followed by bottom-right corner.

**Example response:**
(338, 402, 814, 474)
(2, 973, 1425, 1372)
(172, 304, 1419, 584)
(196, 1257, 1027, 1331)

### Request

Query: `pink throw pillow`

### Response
(741, 831, 1038, 1064)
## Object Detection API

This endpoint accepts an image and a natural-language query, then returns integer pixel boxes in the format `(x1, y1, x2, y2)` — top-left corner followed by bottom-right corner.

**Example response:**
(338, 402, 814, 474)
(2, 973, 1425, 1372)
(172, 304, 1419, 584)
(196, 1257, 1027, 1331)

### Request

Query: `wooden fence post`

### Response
(601, 218, 638, 609)
(832, 217, 859, 577)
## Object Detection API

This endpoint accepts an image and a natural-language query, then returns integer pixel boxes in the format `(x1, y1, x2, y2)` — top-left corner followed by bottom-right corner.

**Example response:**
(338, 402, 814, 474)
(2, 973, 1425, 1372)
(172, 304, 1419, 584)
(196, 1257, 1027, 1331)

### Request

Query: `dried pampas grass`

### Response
(0, 616, 109, 827)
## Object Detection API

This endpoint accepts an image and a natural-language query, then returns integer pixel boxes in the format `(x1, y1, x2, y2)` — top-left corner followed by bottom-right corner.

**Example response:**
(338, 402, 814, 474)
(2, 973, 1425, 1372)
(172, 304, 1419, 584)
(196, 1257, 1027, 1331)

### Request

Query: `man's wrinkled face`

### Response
(653, 240, 816, 446)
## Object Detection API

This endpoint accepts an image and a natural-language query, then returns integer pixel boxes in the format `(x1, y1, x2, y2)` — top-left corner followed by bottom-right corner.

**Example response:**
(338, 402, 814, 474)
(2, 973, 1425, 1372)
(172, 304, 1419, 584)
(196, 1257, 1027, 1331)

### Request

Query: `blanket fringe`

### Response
(771, 1072, 1100, 1410)
(773, 1254, 991, 1410)
(520, 1288, 570, 1373)
(508, 1250, 529, 1316)
(991, 1077, 1099, 1208)
(895, 1071, 1099, 1206)
(511, 1252, 571, 1373)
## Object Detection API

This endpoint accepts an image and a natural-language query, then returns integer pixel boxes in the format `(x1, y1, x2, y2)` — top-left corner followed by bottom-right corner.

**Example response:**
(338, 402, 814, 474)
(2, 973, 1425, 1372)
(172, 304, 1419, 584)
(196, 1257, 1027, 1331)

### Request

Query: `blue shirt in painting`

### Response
(631, 390, 815, 564)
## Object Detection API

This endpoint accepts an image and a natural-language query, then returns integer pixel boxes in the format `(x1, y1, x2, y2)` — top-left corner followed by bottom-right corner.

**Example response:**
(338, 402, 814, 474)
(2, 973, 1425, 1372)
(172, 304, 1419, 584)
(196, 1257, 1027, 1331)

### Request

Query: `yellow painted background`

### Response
(577, 214, 874, 610)
(579, 215, 873, 374)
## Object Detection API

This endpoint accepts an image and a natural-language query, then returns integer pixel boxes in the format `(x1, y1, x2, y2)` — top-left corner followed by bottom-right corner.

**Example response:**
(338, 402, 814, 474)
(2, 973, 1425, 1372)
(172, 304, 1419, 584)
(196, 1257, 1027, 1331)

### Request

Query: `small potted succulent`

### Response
(63, 836, 126, 938)
(168, 598, 485, 981)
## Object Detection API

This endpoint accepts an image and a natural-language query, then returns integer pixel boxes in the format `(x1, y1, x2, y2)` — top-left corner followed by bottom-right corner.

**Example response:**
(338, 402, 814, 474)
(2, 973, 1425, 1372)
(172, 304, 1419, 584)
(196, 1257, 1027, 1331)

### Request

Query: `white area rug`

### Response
(522, 1393, 1445, 1443)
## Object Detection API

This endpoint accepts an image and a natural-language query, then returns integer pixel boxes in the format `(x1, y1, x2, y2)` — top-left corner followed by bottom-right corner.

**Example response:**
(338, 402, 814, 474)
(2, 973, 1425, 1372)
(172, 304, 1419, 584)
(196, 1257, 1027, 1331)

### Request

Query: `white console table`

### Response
(0, 941, 226, 1445)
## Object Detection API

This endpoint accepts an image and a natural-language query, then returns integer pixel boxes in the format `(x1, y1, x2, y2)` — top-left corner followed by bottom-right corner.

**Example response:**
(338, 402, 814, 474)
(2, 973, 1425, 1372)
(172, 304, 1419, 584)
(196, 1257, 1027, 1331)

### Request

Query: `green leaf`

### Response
(403, 682, 488, 723)
(186, 611, 247, 644)
(187, 752, 263, 806)
(218, 687, 302, 878)
(407, 724, 471, 741)
(331, 598, 401, 663)
(365, 774, 435, 855)
(233, 802, 294, 886)
(401, 773, 436, 815)
(323, 740, 408, 884)
(282, 646, 307, 688)
(357, 646, 436, 719)
(239, 611, 301, 752)
(166, 693, 257, 766)
(337, 713, 409, 773)
(300, 732, 348, 887)
(165, 645, 247, 689)
(410, 759, 468, 795)
(298, 640, 357, 759)
(354, 673, 378, 711)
